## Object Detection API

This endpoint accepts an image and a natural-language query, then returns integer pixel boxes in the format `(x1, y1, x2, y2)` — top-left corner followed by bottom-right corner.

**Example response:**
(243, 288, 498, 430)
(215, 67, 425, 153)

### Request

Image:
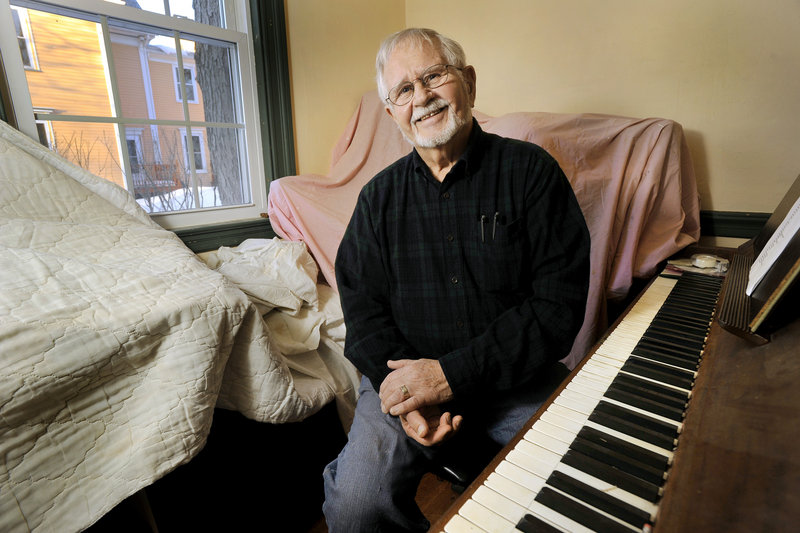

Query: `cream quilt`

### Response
(0, 120, 356, 532)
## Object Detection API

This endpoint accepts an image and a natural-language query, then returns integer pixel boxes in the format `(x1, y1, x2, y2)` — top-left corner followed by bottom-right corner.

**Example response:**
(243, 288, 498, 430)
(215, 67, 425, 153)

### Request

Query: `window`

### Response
(1, 0, 281, 230)
(10, 6, 37, 69)
(182, 129, 206, 171)
(173, 65, 198, 103)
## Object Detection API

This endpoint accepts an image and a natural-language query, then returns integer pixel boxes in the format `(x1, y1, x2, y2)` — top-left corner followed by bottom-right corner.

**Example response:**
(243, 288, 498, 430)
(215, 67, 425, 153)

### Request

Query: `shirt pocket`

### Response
(473, 215, 527, 292)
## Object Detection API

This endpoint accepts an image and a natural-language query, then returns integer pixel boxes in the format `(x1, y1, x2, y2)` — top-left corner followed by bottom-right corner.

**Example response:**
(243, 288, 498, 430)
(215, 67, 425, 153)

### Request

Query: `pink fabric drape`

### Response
(268, 91, 699, 368)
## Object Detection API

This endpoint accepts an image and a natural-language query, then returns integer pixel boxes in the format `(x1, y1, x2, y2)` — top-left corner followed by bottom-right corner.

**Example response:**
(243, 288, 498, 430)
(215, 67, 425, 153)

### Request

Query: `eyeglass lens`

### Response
(389, 64, 450, 105)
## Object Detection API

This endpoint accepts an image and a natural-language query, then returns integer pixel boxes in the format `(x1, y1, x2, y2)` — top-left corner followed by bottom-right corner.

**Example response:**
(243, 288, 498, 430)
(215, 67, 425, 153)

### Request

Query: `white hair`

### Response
(375, 28, 467, 102)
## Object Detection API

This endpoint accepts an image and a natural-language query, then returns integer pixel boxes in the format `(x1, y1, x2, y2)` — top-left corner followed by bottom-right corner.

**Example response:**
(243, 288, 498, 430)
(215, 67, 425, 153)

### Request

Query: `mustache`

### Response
(411, 99, 449, 122)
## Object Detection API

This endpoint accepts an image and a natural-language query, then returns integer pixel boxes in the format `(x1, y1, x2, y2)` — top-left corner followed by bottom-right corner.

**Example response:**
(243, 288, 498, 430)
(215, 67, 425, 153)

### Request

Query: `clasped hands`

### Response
(378, 358, 463, 446)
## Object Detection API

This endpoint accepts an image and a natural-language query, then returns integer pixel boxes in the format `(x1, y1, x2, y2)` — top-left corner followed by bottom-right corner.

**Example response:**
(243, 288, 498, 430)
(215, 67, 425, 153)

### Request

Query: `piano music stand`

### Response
(718, 173, 800, 344)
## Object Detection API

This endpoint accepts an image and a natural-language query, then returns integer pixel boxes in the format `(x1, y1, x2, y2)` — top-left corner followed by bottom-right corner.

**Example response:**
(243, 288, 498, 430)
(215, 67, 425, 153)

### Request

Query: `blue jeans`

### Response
(322, 369, 564, 532)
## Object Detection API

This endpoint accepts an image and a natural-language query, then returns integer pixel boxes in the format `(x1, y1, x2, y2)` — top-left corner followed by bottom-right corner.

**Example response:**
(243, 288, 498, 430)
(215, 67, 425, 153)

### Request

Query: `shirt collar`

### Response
(411, 119, 485, 185)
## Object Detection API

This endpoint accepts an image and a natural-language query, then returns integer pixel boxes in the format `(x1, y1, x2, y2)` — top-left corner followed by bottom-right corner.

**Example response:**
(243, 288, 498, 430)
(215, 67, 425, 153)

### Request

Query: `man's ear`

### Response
(463, 65, 477, 106)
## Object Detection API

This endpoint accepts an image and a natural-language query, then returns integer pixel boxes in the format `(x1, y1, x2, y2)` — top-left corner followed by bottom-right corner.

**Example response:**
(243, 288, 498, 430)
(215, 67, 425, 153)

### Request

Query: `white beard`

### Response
(404, 99, 468, 148)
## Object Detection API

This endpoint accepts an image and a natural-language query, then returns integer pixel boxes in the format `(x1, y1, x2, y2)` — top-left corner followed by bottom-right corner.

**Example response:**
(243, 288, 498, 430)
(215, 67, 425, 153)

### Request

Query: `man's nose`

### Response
(411, 79, 433, 106)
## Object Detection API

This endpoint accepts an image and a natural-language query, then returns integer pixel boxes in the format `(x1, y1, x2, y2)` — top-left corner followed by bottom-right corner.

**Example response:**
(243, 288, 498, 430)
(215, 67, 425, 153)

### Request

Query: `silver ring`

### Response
(400, 384, 409, 397)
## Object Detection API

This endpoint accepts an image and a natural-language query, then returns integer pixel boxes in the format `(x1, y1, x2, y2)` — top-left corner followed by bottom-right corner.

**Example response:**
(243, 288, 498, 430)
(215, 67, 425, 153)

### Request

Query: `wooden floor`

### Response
(307, 472, 460, 532)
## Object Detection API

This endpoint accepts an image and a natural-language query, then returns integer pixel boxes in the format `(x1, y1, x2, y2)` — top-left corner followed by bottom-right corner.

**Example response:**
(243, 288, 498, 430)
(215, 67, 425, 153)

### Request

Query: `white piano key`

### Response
(592, 352, 626, 369)
(458, 499, 516, 533)
(570, 372, 611, 394)
(485, 472, 536, 508)
(495, 461, 548, 494)
(443, 513, 488, 533)
(540, 409, 584, 434)
(532, 419, 577, 444)
(522, 428, 570, 456)
(580, 359, 621, 379)
(546, 402, 590, 426)
(554, 388, 598, 415)
(472, 485, 530, 526)
(515, 438, 563, 465)
(506, 448, 557, 479)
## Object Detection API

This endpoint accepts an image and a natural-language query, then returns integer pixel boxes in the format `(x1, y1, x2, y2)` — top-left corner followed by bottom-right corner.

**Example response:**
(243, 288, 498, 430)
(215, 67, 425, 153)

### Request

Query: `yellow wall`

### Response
(285, 0, 405, 176)
(286, 0, 800, 215)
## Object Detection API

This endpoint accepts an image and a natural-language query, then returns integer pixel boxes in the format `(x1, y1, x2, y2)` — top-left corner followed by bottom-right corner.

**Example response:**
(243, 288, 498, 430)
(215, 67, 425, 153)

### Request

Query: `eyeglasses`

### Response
(385, 64, 463, 106)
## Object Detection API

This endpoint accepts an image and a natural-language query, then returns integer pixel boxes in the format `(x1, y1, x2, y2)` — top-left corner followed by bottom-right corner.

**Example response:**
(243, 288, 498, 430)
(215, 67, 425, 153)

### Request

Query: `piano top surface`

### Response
(655, 307, 800, 532)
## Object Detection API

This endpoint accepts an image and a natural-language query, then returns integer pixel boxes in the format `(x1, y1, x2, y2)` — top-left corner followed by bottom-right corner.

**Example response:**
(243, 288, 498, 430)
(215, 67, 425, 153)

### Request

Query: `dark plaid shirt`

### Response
(335, 121, 590, 401)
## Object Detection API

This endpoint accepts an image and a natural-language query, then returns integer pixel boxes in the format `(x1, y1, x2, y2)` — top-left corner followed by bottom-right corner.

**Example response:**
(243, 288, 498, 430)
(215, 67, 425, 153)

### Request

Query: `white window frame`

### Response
(0, 0, 267, 231)
(173, 64, 199, 104)
(10, 5, 38, 70)
(181, 127, 207, 173)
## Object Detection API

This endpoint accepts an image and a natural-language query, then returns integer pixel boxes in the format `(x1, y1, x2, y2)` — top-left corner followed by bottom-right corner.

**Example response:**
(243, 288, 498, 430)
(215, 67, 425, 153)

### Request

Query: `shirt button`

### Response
(442, 192, 450, 199)
(456, 320, 464, 328)
(447, 234, 454, 242)
(450, 276, 459, 285)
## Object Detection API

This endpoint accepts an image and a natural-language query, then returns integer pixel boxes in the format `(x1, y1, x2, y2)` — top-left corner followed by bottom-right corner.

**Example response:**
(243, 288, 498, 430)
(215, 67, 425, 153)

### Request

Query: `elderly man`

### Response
(323, 28, 590, 531)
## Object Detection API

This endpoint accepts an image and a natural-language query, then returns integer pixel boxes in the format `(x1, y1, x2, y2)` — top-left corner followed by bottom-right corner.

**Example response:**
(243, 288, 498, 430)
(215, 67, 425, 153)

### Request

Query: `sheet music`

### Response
(747, 194, 800, 296)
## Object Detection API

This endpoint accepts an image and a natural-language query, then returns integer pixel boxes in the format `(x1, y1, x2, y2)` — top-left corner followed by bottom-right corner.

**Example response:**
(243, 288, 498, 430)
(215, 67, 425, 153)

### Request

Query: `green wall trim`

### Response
(174, 217, 276, 253)
(700, 210, 769, 239)
(250, 0, 296, 180)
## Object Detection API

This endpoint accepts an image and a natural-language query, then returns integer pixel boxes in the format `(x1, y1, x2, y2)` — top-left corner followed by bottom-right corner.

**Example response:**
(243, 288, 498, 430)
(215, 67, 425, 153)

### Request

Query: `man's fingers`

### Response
(389, 394, 421, 416)
(404, 409, 429, 438)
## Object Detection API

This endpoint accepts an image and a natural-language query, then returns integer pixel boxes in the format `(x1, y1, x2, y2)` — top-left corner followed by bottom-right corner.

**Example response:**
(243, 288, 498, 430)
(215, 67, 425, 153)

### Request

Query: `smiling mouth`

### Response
(414, 106, 445, 123)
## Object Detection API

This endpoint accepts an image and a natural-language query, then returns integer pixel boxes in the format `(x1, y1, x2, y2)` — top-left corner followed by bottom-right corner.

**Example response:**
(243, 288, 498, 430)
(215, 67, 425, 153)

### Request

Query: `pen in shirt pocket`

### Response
(478, 212, 503, 242)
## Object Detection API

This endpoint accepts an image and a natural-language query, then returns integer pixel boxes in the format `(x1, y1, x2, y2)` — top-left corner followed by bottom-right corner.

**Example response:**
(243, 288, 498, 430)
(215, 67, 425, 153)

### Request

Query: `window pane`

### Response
(45, 120, 126, 189)
(11, 1, 251, 217)
(202, 126, 247, 207)
(102, 0, 226, 28)
(184, 37, 236, 123)
(128, 124, 194, 212)
(23, 9, 113, 117)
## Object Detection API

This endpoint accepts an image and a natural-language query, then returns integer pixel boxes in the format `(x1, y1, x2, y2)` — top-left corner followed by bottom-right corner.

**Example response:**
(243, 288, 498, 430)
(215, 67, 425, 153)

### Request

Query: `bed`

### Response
(0, 118, 358, 532)
(268, 91, 701, 370)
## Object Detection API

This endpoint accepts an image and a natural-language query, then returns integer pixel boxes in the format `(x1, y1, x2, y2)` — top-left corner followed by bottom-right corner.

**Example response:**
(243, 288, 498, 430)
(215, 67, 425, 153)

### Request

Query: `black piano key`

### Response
(640, 328, 706, 352)
(560, 449, 663, 502)
(612, 373, 689, 404)
(637, 333, 704, 357)
(595, 401, 680, 438)
(590, 404, 677, 450)
(578, 426, 670, 470)
(534, 486, 635, 533)
(649, 315, 709, 337)
(609, 374, 689, 410)
(659, 302, 713, 322)
(646, 323, 708, 346)
(626, 355, 696, 381)
(546, 470, 652, 529)
(570, 435, 666, 485)
(631, 345, 700, 370)
(515, 512, 562, 533)
(622, 357, 695, 389)
(604, 387, 686, 421)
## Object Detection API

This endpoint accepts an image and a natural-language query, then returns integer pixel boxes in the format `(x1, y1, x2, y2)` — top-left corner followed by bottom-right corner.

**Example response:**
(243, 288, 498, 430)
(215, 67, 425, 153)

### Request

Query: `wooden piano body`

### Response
(432, 253, 800, 532)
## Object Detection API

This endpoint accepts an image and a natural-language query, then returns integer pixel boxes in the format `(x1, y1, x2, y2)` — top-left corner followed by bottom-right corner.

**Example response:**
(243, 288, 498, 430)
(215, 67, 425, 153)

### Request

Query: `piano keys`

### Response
(436, 271, 723, 533)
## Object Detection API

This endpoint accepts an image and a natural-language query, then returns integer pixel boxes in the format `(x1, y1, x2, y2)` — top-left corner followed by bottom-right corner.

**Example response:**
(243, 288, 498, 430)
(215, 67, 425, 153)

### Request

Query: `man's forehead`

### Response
(385, 41, 445, 82)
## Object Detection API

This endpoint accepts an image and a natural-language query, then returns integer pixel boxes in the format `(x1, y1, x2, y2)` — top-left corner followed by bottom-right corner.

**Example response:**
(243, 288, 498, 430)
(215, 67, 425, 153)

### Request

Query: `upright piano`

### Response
(431, 253, 800, 533)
